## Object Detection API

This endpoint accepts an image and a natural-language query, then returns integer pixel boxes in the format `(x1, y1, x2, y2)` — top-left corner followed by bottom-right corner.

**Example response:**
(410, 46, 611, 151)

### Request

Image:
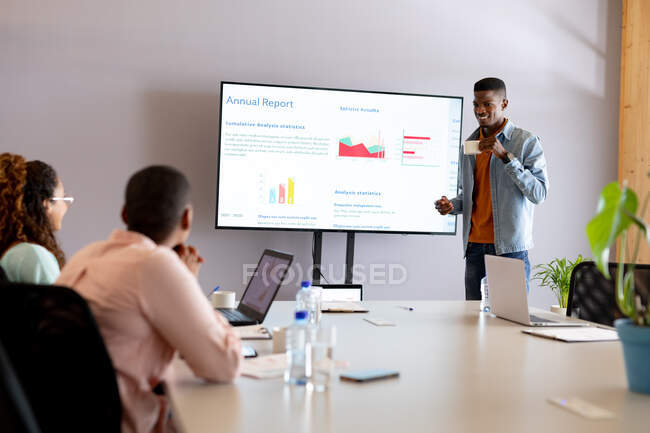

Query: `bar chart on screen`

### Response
(258, 174, 296, 205)
(402, 133, 440, 167)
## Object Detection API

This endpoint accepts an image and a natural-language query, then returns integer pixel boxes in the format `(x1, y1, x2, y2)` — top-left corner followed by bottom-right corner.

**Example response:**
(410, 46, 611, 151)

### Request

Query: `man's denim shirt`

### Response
(449, 121, 549, 256)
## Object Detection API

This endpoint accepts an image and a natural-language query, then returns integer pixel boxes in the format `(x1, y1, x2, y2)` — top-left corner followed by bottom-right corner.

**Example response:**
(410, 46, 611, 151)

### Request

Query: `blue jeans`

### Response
(464, 242, 530, 301)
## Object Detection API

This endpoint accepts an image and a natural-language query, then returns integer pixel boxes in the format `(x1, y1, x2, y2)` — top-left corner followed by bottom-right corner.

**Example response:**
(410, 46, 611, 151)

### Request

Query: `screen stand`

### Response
(312, 231, 323, 284)
(311, 231, 355, 285)
(345, 232, 355, 284)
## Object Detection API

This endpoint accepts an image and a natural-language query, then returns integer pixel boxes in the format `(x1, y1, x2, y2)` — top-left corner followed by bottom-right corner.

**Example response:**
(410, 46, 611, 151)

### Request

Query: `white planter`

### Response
(550, 305, 567, 316)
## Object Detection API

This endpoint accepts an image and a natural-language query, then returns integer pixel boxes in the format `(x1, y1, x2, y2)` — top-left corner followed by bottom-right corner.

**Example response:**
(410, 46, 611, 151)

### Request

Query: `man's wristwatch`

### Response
(501, 152, 515, 164)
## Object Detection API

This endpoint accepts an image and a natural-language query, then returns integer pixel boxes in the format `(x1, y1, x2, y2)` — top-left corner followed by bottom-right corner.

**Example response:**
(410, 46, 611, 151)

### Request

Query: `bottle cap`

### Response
(295, 310, 308, 321)
(300, 280, 311, 289)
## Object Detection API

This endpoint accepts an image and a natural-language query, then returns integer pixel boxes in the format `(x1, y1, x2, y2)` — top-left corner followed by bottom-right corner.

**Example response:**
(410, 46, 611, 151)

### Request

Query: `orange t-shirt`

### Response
(468, 120, 508, 244)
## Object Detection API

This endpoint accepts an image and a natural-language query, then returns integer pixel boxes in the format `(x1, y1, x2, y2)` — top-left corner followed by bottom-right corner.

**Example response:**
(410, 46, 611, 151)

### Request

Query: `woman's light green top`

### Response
(0, 242, 60, 284)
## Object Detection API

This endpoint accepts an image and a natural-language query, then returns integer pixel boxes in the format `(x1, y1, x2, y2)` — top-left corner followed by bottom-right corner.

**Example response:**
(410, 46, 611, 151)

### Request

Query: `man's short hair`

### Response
(474, 77, 507, 98)
(125, 165, 191, 243)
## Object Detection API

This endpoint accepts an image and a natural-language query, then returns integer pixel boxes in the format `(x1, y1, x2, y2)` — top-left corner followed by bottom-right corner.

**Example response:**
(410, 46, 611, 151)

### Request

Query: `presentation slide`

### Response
(216, 82, 462, 234)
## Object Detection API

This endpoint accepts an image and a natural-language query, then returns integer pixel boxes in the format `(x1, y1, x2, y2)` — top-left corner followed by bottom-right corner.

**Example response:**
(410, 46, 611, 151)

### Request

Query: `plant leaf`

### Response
(534, 256, 584, 308)
(586, 182, 638, 278)
(622, 208, 649, 243)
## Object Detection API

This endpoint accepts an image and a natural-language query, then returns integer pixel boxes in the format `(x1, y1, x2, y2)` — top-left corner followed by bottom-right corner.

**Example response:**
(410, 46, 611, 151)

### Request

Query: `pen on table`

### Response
(209, 285, 220, 297)
(398, 306, 415, 311)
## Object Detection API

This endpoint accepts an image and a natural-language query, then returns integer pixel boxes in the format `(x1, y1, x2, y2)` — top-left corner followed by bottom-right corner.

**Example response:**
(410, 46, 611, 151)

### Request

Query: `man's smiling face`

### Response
(473, 90, 508, 131)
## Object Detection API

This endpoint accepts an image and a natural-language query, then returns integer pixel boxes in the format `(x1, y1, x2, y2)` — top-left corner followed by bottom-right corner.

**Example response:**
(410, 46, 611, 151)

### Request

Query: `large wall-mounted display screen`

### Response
(216, 82, 462, 234)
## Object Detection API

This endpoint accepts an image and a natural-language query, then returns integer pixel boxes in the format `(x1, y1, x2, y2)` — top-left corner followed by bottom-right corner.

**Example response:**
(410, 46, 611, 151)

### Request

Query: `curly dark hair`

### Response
(0, 153, 65, 268)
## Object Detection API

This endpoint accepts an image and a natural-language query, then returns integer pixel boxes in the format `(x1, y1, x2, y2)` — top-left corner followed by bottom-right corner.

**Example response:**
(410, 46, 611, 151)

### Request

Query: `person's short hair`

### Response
(474, 77, 507, 98)
(125, 166, 191, 243)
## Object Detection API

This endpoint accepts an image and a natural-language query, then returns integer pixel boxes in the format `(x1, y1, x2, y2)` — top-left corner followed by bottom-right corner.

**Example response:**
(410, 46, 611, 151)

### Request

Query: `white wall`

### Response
(0, 0, 621, 308)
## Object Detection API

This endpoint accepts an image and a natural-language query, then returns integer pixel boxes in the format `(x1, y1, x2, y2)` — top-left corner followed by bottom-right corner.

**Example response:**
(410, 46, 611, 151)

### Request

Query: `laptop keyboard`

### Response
(219, 309, 250, 322)
(530, 314, 555, 323)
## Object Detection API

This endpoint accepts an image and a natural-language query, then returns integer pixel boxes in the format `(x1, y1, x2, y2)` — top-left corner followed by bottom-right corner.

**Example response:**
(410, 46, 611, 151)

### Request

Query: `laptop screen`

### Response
(239, 250, 292, 314)
(315, 284, 363, 302)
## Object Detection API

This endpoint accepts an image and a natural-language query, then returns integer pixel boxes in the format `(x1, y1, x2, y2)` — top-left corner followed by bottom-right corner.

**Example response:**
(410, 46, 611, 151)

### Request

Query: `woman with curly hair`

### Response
(0, 153, 71, 284)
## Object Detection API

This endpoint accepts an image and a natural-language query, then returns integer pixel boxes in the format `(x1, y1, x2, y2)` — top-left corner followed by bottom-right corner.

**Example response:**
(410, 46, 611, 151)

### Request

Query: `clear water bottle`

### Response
(310, 285, 322, 326)
(480, 276, 491, 312)
(296, 280, 311, 311)
(284, 310, 310, 385)
(296, 280, 321, 326)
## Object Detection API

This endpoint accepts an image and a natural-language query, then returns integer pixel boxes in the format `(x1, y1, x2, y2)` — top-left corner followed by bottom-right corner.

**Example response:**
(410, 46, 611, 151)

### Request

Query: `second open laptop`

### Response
(316, 284, 369, 313)
(485, 255, 585, 327)
(217, 249, 293, 327)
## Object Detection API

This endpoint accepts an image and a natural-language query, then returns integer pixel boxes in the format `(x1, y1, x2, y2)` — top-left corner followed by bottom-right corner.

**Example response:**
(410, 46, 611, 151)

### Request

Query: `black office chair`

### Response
(0, 284, 122, 433)
(567, 261, 650, 327)
(0, 265, 8, 283)
(0, 339, 42, 433)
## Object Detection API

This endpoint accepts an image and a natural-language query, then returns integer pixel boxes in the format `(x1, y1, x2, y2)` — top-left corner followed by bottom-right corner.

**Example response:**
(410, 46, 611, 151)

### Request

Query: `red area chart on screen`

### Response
(338, 136, 385, 159)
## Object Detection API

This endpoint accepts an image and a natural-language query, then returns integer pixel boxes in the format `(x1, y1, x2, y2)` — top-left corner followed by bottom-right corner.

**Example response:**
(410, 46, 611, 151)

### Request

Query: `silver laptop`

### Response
(485, 255, 584, 327)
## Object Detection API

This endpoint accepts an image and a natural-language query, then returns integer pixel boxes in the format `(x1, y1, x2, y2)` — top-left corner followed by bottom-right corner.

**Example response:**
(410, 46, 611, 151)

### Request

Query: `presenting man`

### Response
(435, 77, 548, 300)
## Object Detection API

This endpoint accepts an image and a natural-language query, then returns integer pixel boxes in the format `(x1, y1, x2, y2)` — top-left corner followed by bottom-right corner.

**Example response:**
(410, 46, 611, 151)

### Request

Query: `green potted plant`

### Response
(586, 175, 649, 394)
(532, 255, 585, 316)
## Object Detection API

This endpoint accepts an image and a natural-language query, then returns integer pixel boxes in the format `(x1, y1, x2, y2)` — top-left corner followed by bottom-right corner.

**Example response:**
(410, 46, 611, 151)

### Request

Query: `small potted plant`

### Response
(532, 255, 585, 316)
(586, 175, 649, 394)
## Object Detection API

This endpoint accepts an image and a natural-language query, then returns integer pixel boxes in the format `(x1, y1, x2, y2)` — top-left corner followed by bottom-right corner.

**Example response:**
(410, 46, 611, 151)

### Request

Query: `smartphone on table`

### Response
(340, 369, 399, 382)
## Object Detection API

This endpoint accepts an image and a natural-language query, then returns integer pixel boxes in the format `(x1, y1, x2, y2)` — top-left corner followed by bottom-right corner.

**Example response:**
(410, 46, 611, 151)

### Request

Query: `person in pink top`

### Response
(56, 165, 242, 433)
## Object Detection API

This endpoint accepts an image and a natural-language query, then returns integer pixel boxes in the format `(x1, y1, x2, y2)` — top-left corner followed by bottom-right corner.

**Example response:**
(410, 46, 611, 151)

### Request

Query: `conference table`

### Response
(166, 301, 650, 433)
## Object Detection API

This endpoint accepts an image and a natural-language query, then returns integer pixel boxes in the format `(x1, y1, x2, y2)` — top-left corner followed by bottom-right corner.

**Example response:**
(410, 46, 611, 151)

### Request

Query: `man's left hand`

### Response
(173, 244, 205, 277)
(479, 136, 507, 159)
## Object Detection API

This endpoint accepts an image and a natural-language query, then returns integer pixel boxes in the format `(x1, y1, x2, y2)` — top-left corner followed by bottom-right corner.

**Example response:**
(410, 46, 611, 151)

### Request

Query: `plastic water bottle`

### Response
(296, 281, 312, 315)
(284, 310, 310, 385)
(310, 285, 322, 326)
(296, 280, 321, 326)
(480, 276, 491, 312)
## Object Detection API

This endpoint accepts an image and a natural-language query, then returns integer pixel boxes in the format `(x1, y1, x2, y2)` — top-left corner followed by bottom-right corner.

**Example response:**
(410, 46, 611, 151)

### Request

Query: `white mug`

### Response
(272, 326, 288, 354)
(211, 291, 236, 309)
(464, 140, 480, 155)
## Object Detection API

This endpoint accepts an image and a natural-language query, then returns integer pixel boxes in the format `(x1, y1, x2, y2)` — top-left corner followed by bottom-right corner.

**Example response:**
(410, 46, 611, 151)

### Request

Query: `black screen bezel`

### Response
(216, 81, 463, 235)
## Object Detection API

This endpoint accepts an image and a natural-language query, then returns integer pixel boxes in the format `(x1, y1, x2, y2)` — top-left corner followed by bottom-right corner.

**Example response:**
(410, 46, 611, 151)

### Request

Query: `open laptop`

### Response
(316, 284, 369, 313)
(485, 255, 584, 327)
(217, 249, 293, 326)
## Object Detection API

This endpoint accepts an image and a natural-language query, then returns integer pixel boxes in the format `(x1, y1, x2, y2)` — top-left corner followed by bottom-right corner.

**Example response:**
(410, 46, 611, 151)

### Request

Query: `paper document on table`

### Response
(548, 397, 616, 419)
(322, 301, 369, 313)
(364, 317, 396, 326)
(233, 324, 271, 340)
(522, 327, 619, 342)
(241, 353, 287, 379)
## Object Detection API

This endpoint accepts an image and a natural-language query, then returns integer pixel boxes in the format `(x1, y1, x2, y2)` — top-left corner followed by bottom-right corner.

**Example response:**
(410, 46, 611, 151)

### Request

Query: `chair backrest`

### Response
(0, 339, 42, 433)
(0, 265, 8, 283)
(567, 261, 650, 326)
(0, 284, 121, 433)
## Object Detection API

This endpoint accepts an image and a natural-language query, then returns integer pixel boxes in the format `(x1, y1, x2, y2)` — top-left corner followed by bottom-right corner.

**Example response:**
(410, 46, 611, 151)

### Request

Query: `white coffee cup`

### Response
(464, 140, 480, 155)
(211, 291, 236, 309)
(272, 326, 289, 354)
